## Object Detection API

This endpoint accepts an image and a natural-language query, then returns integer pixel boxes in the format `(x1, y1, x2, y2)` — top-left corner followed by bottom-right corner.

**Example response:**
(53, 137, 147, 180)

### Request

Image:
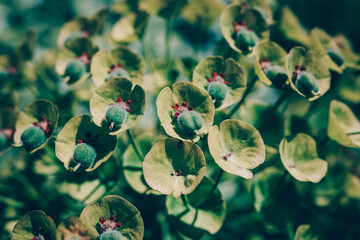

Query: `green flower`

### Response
(90, 46, 145, 87)
(193, 56, 246, 110)
(55, 115, 117, 172)
(156, 81, 215, 142)
(13, 100, 58, 153)
(287, 47, 330, 101)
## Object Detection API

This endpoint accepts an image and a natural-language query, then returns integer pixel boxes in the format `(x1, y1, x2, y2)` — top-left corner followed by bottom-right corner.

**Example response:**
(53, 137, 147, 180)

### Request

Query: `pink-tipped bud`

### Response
(115, 222, 122, 228)
(300, 65, 306, 71)
(295, 65, 299, 70)
(117, 63, 122, 68)
(174, 112, 180, 118)
(110, 65, 115, 70)
(126, 100, 131, 105)
(33, 122, 39, 126)
(188, 106, 193, 111)
(233, 21, 239, 27)
(212, 72, 217, 78)
(264, 58, 269, 62)
(220, 73, 226, 78)
(77, 139, 83, 143)
(182, 102, 188, 107)
(224, 81, 231, 85)
(117, 97, 122, 103)
(208, 78, 214, 82)
(99, 217, 106, 224)
(110, 215, 116, 222)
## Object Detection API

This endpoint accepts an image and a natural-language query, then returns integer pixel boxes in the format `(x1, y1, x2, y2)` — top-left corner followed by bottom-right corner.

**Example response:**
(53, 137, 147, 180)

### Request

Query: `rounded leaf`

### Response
(90, 46, 145, 87)
(90, 77, 145, 135)
(156, 81, 215, 142)
(166, 176, 226, 236)
(11, 210, 56, 240)
(80, 195, 144, 240)
(327, 100, 360, 148)
(254, 41, 288, 88)
(143, 138, 206, 197)
(279, 133, 327, 183)
(287, 47, 331, 101)
(55, 114, 117, 171)
(13, 99, 59, 153)
(193, 56, 247, 110)
(294, 225, 319, 240)
(208, 119, 265, 179)
(111, 11, 149, 42)
(220, 4, 268, 54)
(56, 216, 97, 240)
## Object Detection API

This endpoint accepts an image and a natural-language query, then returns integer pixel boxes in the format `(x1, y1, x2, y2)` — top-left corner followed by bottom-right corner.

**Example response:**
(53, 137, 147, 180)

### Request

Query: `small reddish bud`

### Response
(110, 215, 116, 221)
(33, 122, 39, 126)
(220, 73, 226, 78)
(110, 65, 115, 70)
(77, 139, 83, 143)
(212, 72, 217, 78)
(300, 65, 306, 71)
(264, 58, 269, 62)
(233, 21, 239, 27)
(126, 100, 131, 105)
(208, 78, 214, 82)
(115, 222, 122, 228)
(188, 106, 193, 111)
(174, 112, 180, 118)
(99, 217, 106, 224)
(117, 97, 122, 103)
(117, 63, 122, 68)
(295, 65, 299, 70)
(182, 102, 188, 107)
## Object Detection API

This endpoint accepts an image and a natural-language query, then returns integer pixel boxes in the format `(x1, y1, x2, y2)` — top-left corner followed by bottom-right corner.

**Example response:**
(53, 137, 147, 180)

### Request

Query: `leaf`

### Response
(166, 176, 226, 237)
(56, 216, 97, 240)
(336, 68, 360, 104)
(80, 195, 144, 240)
(143, 138, 206, 197)
(111, 10, 150, 42)
(156, 81, 215, 142)
(280, 133, 327, 183)
(208, 119, 265, 179)
(287, 47, 331, 101)
(140, 0, 188, 19)
(327, 100, 360, 148)
(11, 210, 56, 240)
(90, 46, 145, 87)
(13, 99, 59, 153)
(55, 114, 117, 172)
(192, 56, 247, 110)
(294, 225, 319, 240)
(90, 77, 146, 135)
(123, 133, 161, 195)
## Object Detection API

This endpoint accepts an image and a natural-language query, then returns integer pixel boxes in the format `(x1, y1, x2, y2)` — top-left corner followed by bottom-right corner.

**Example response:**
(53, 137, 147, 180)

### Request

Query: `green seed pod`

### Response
(105, 105, 128, 131)
(73, 143, 97, 168)
(64, 59, 86, 83)
(266, 65, 288, 88)
(0, 131, 7, 150)
(107, 68, 130, 81)
(100, 231, 124, 240)
(296, 72, 319, 96)
(207, 81, 229, 101)
(177, 111, 203, 133)
(327, 50, 344, 67)
(236, 29, 258, 51)
(20, 126, 46, 151)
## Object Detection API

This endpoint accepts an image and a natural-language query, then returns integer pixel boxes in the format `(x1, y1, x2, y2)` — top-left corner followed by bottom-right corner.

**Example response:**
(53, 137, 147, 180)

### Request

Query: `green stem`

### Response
(271, 89, 289, 112)
(140, 38, 156, 74)
(127, 129, 144, 161)
(181, 194, 188, 207)
(227, 76, 258, 119)
(268, 170, 288, 201)
(209, 169, 224, 196)
(252, 155, 279, 175)
(82, 181, 103, 203)
(347, 131, 360, 136)
(165, 18, 171, 68)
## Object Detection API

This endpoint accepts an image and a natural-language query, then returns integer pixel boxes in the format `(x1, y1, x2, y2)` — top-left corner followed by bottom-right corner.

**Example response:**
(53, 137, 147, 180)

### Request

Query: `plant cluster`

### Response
(0, 0, 360, 239)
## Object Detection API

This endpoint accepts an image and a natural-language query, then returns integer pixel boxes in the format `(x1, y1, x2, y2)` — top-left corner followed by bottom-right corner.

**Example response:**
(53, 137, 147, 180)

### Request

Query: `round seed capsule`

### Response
(295, 72, 319, 96)
(107, 68, 130, 81)
(0, 131, 7, 150)
(266, 65, 288, 88)
(105, 105, 128, 131)
(207, 81, 229, 101)
(73, 142, 97, 168)
(100, 231, 124, 240)
(21, 126, 46, 151)
(64, 59, 86, 83)
(327, 50, 344, 67)
(177, 111, 203, 133)
(236, 29, 258, 51)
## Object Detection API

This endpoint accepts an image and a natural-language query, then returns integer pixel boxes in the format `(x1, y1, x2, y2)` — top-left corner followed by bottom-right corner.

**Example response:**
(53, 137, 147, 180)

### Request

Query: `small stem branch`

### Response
(209, 169, 224, 196)
(181, 194, 188, 207)
(347, 131, 360, 136)
(165, 18, 172, 78)
(127, 129, 144, 161)
(227, 76, 258, 119)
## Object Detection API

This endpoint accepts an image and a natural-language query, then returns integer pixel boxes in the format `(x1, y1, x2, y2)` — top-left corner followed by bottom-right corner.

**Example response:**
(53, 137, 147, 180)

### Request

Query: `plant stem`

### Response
(271, 88, 289, 112)
(181, 194, 188, 207)
(347, 131, 360, 136)
(209, 169, 224, 196)
(165, 18, 172, 78)
(269, 170, 288, 201)
(127, 129, 144, 161)
(227, 76, 258, 119)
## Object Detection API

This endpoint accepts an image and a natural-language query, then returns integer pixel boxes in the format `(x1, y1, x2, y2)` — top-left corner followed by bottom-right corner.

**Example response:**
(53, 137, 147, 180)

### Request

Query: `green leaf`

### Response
(90, 77, 145, 135)
(90, 46, 145, 87)
(327, 100, 360, 148)
(140, 0, 188, 19)
(220, 4, 269, 54)
(13, 99, 59, 153)
(192, 56, 247, 110)
(79, 195, 144, 240)
(287, 47, 331, 101)
(123, 133, 161, 195)
(166, 176, 226, 237)
(156, 81, 215, 142)
(11, 210, 56, 240)
(254, 41, 288, 87)
(294, 225, 319, 240)
(56, 216, 98, 240)
(279, 133, 327, 183)
(55, 114, 117, 172)
(208, 119, 265, 179)
(111, 10, 150, 42)
(143, 138, 206, 197)
(336, 68, 360, 104)
(181, 0, 225, 27)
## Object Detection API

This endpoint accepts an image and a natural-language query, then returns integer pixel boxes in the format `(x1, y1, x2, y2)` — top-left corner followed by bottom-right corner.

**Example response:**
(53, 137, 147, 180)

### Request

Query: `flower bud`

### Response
(105, 105, 128, 131)
(107, 68, 130, 81)
(21, 126, 46, 151)
(266, 65, 288, 88)
(236, 29, 258, 51)
(64, 59, 86, 83)
(177, 111, 203, 133)
(207, 81, 229, 101)
(327, 50, 344, 67)
(73, 142, 97, 168)
(295, 72, 319, 96)
(100, 231, 124, 240)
